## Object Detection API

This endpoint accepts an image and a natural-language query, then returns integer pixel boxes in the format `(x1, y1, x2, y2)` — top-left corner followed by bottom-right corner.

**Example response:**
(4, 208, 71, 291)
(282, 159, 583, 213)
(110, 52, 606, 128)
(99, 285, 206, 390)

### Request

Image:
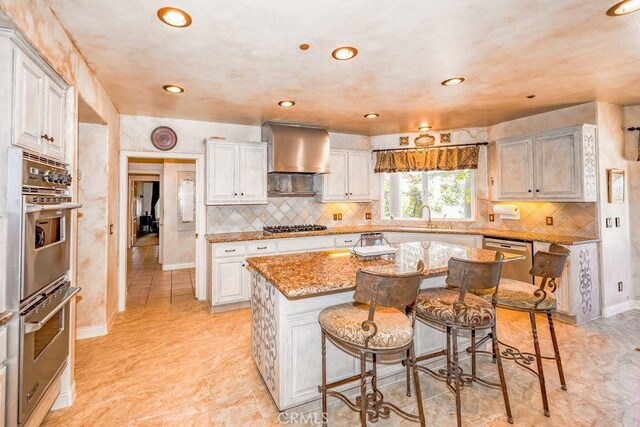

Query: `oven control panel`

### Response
(22, 151, 71, 194)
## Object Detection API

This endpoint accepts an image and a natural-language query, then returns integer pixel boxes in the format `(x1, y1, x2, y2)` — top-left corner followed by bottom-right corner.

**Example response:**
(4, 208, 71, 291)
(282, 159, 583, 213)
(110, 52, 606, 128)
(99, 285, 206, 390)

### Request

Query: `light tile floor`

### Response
(43, 249, 640, 426)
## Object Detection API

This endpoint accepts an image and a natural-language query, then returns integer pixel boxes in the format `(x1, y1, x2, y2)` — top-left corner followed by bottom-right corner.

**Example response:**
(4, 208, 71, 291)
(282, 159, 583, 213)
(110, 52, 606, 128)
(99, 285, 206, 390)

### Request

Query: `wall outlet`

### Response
(488, 214, 495, 222)
(337, 213, 343, 220)
(546, 216, 553, 226)
(333, 213, 338, 221)
(605, 218, 612, 228)
(365, 212, 372, 220)
(618, 282, 623, 292)
(615, 217, 621, 227)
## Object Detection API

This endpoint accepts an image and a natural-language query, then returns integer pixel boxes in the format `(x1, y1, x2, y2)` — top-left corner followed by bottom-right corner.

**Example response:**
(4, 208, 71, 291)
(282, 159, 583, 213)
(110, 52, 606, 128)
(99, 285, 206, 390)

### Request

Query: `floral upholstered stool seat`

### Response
(318, 302, 413, 350)
(480, 278, 557, 311)
(415, 287, 495, 327)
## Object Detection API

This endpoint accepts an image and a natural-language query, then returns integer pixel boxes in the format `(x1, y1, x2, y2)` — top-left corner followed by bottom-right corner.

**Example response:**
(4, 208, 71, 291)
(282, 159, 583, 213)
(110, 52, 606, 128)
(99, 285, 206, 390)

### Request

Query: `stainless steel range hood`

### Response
(262, 123, 330, 174)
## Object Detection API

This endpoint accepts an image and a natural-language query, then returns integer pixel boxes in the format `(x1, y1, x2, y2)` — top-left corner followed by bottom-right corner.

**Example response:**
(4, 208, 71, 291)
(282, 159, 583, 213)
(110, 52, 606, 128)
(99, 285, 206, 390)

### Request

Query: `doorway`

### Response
(118, 152, 206, 312)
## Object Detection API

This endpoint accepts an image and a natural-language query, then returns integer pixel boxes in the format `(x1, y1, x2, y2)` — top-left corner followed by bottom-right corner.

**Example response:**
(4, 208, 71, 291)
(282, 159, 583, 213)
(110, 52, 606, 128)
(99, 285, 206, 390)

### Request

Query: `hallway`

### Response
(126, 245, 196, 308)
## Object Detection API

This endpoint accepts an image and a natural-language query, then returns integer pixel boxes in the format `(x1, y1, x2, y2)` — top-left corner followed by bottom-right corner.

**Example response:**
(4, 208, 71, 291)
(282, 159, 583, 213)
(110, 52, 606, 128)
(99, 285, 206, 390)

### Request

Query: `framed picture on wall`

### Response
(607, 169, 625, 203)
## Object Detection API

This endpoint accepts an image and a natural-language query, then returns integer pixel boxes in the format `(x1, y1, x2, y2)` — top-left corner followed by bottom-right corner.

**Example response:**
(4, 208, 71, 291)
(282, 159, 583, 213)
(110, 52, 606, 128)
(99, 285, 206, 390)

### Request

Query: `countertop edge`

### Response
(207, 226, 600, 246)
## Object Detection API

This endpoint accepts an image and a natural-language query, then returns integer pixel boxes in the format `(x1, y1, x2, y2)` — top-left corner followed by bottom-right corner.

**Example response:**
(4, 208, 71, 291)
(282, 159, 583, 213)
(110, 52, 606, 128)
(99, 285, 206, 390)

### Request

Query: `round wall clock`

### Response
(150, 126, 178, 151)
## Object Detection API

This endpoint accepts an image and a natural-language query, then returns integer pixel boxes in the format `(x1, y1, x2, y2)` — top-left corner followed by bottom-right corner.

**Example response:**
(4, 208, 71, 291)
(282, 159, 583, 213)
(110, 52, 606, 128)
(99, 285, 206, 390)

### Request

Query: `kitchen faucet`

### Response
(420, 205, 433, 228)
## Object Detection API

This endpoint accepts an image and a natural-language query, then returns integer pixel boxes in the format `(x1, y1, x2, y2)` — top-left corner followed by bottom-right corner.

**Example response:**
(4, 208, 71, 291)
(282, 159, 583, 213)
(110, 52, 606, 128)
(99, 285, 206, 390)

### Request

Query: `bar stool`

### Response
(318, 261, 425, 426)
(469, 243, 570, 417)
(413, 254, 512, 426)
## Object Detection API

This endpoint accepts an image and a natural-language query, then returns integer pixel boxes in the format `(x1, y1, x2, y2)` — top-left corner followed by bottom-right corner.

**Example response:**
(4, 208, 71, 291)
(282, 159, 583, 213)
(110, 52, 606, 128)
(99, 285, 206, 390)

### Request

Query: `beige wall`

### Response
(623, 105, 640, 302)
(162, 161, 196, 267)
(595, 102, 633, 310)
(76, 123, 109, 329)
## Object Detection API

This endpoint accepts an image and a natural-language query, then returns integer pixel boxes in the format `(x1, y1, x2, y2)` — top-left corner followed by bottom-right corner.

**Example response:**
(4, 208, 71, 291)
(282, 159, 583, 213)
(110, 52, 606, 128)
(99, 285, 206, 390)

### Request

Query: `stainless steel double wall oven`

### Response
(6, 148, 81, 425)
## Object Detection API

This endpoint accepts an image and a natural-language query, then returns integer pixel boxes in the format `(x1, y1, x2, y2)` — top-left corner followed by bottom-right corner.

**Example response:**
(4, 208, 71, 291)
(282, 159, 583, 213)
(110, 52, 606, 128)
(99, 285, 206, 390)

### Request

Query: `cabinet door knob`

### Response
(536, 189, 540, 193)
(345, 192, 348, 195)
(234, 193, 238, 196)
(49, 136, 54, 142)
(241, 193, 244, 196)
(41, 134, 49, 140)
(528, 189, 532, 193)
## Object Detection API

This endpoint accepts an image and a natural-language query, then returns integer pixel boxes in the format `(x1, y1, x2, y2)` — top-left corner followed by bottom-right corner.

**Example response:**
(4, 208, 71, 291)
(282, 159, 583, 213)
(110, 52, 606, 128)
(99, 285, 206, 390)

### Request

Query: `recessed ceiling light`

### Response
(607, 0, 640, 15)
(157, 7, 192, 27)
(364, 113, 379, 119)
(419, 125, 432, 131)
(278, 100, 295, 107)
(163, 84, 184, 93)
(299, 43, 310, 51)
(441, 76, 466, 86)
(332, 46, 358, 60)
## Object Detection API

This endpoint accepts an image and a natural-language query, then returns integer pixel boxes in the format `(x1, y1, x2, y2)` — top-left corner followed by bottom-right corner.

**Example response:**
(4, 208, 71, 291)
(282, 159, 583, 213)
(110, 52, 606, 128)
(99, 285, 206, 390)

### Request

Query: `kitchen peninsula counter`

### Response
(208, 225, 599, 246)
(248, 241, 523, 411)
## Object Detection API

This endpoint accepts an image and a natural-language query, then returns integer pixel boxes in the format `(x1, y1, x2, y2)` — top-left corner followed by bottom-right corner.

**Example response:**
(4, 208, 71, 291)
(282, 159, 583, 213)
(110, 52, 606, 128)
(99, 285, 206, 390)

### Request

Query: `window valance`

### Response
(373, 145, 480, 173)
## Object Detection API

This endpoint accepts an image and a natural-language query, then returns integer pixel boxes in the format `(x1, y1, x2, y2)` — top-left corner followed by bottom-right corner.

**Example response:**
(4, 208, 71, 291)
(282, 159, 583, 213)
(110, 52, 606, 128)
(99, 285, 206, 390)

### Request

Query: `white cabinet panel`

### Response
(213, 258, 246, 304)
(206, 142, 238, 204)
(239, 144, 267, 203)
(43, 77, 66, 160)
(322, 150, 348, 201)
(347, 151, 371, 201)
(334, 234, 360, 248)
(534, 129, 581, 199)
(0, 365, 5, 426)
(497, 137, 534, 199)
(13, 48, 45, 152)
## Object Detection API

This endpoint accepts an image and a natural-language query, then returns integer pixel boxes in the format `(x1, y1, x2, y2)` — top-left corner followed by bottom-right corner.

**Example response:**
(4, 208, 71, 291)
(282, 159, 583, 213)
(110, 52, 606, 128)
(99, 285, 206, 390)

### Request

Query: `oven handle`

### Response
(24, 287, 81, 334)
(26, 203, 82, 213)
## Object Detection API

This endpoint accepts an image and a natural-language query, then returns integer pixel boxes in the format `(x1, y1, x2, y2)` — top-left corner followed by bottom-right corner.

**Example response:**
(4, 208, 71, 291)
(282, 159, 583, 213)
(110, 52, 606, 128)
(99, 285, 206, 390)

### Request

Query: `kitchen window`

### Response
(382, 170, 475, 220)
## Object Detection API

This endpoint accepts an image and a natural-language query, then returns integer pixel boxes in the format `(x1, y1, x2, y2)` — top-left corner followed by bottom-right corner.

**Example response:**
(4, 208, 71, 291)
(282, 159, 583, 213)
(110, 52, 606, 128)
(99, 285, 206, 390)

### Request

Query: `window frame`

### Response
(380, 170, 477, 222)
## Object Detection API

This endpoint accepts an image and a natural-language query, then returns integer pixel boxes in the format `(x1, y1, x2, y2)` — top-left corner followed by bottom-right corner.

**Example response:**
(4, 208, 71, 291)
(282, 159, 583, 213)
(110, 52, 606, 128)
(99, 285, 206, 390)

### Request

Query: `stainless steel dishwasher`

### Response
(483, 237, 534, 284)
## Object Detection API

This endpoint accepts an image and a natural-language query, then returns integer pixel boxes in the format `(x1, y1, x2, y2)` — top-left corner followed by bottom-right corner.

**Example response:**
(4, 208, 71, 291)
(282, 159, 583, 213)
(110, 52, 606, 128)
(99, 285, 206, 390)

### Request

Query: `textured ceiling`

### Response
(48, 0, 640, 135)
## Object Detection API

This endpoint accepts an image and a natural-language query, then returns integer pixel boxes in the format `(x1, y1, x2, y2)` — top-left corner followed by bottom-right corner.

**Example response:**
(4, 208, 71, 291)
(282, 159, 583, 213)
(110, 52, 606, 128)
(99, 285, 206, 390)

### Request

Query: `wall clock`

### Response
(150, 126, 178, 151)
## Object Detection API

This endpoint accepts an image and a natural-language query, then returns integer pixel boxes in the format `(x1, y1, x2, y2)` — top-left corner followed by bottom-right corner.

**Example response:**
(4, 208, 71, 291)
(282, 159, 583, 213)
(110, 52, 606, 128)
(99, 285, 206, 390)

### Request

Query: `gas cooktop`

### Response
(263, 224, 328, 234)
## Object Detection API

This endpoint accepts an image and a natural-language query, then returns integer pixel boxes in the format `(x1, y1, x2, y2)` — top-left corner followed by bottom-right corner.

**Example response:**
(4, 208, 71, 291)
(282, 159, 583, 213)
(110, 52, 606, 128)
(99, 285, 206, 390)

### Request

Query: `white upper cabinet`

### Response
(318, 149, 372, 202)
(12, 44, 67, 159)
(13, 48, 45, 152)
(491, 125, 597, 202)
(205, 139, 267, 205)
(496, 137, 534, 200)
(322, 150, 349, 201)
(347, 151, 371, 201)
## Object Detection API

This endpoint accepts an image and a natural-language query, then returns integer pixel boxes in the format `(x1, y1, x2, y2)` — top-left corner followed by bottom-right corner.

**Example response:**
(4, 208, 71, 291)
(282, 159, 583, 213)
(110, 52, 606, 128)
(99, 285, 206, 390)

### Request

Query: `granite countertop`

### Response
(0, 311, 13, 326)
(206, 225, 600, 246)
(245, 241, 523, 299)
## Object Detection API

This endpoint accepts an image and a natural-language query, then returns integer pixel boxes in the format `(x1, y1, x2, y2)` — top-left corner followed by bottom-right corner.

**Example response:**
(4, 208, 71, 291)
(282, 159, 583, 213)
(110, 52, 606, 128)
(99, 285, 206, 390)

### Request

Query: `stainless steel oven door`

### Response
(22, 202, 80, 300)
(19, 284, 80, 423)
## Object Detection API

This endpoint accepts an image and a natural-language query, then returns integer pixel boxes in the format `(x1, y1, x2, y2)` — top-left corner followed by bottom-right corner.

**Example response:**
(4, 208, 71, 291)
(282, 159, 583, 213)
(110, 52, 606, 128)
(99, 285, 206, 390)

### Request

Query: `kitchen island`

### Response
(246, 241, 522, 410)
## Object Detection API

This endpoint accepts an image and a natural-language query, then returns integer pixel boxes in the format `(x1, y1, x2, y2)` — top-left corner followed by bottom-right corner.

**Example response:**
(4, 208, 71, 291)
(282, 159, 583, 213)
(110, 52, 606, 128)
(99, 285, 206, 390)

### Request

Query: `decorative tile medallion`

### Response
(579, 249, 593, 314)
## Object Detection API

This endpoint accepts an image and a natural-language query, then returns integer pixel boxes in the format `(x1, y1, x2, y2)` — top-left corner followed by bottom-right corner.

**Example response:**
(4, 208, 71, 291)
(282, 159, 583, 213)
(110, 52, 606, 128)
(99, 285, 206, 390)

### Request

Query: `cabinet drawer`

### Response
(334, 234, 360, 248)
(278, 236, 334, 252)
(247, 241, 277, 255)
(0, 328, 6, 364)
(213, 244, 246, 258)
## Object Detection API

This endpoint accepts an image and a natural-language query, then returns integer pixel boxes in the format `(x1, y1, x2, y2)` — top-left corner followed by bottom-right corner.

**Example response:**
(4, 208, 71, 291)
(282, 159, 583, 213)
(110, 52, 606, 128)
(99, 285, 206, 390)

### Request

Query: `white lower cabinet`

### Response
(212, 257, 248, 304)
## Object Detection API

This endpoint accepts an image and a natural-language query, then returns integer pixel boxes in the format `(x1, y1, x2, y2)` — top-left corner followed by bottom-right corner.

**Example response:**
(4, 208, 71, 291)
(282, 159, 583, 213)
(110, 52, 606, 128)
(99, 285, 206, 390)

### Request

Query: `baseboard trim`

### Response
(51, 381, 76, 410)
(162, 262, 195, 271)
(633, 300, 640, 310)
(602, 300, 636, 317)
(76, 325, 107, 340)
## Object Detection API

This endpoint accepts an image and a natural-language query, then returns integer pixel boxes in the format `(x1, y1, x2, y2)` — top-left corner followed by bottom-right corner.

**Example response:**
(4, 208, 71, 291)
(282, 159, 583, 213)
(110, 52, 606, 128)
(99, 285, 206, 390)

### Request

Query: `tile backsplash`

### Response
(207, 197, 597, 238)
(206, 197, 373, 233)
(373, 199, 598, 238)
